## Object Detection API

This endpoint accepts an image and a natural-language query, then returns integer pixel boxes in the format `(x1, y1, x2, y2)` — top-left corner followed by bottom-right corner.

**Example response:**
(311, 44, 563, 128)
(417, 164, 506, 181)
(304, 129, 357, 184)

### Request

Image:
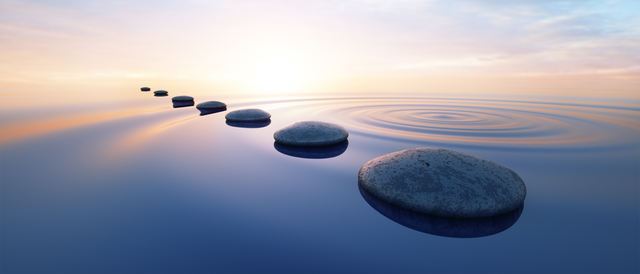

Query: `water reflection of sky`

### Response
(0, 90, 638, 273)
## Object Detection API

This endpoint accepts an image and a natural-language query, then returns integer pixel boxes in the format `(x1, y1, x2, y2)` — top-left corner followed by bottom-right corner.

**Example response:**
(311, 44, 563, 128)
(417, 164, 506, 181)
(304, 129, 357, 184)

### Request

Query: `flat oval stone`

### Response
(196, 101, 227, 110)
(274, 121, 348, 147)
(358, 148, 526, 218)
(172, 95, 194, 102)
(154, 90, 168, 95)
(141, 87, 150, 91)
(225, 109, 271, 122)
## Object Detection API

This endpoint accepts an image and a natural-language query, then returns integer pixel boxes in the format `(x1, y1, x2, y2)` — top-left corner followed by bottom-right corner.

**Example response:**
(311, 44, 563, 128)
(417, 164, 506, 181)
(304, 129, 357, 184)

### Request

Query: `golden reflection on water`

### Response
(102, 114, 201, 159)
(0, 107, 166, 145)
(1, 93, 639, 152)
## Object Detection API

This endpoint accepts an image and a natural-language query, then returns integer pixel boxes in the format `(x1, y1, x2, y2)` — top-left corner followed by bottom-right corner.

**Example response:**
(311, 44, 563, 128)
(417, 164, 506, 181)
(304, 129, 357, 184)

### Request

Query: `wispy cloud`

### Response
(0, 0, 638, 88)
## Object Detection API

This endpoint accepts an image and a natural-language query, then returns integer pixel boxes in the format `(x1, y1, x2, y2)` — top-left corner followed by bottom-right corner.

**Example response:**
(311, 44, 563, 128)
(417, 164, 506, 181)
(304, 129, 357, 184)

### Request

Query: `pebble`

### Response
(358, 148, 526, 218)
(141, 87, 150, 91)
(196, 101, 227, 110)
(225, 109, 271, 122)
(172, 95, 194, 102)
(273, 121, 348, 147)
(154, 90, 168, 95)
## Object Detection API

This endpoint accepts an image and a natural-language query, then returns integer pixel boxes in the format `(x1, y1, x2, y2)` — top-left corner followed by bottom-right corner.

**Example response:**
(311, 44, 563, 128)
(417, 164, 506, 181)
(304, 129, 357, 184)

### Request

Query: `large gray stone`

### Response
(172, 95, 194, 102)
(358, 148, 526, 218)
(273, 121, 348, 147)
(225, 109, 271, 122)
(196, 101, 226, 110)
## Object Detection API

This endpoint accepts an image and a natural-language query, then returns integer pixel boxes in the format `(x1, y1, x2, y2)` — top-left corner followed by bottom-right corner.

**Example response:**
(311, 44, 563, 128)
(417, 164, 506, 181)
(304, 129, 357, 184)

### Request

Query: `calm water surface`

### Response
(1, 90, 638, 273)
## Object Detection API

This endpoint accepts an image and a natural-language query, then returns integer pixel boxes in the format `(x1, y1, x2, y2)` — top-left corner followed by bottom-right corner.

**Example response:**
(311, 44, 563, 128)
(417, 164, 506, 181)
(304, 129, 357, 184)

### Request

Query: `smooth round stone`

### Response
(141, 87, 150, 91)
(358, 148, 526, 218)
(172, 95, 194, 102)
(154, 90, 168, 95)
(273, 121, 348, 147)
(196, 101, 227, 110)
(225, 109, 271, 122)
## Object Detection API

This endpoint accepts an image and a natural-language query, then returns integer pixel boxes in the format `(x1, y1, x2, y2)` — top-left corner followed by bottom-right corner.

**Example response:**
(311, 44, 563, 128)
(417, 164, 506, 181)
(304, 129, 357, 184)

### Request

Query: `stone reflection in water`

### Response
(173, 101, 195, 108)
(274, 140, 348, 159)
(226, 119, 271, 128)
(358, 183, 524, 238)
(198, 107, 227, 116)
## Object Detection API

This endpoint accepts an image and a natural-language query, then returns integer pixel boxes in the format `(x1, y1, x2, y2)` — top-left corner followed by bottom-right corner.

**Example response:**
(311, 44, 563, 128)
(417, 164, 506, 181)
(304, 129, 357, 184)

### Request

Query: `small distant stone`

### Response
(196, 101, 227, 110)
(358, 148, 526, 218)
(141, 87, 150, 91)
(274, 121, 348, 147)
(154, 90, 168, 95)
(172, 95, 194, 102)
(225, 109, 271, 122)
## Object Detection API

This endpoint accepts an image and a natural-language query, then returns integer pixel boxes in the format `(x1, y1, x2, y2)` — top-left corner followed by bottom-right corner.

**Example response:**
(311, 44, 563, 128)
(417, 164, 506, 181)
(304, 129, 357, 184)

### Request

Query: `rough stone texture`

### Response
(273, 121, 348, 147)
(172, 95, 194, 101)
(141, 87, 150, 91)
(225, 109, 271, 122)
(196, 101, 227, 110)
(154, 90, 168, 95)
(358, 148, 526, 218)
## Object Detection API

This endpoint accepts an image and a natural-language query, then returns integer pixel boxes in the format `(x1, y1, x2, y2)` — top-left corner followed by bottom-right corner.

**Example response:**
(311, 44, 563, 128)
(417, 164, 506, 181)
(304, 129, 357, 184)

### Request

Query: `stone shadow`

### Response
(226, 119, 271, 128)
(273, 140, 348, 159)
(358, 183, 524, 238)
(173, 101, 195, 108)
(199, 107, 227, 116)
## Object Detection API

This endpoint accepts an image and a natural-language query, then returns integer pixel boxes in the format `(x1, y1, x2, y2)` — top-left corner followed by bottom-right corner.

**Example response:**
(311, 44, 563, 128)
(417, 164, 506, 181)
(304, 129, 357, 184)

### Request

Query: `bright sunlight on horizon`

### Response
(1, 0, 639, 96)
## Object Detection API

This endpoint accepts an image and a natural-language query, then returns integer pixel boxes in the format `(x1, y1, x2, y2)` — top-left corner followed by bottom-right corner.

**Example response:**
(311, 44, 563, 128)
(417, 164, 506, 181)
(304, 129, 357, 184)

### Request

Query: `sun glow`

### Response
(245, 54, 307, 94)
(230, 35, 323, 95)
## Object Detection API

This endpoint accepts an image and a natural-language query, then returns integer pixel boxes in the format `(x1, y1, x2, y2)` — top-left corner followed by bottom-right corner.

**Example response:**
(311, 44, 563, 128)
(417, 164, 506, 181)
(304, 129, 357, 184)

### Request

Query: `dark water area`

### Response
(0, 90, 638, 273)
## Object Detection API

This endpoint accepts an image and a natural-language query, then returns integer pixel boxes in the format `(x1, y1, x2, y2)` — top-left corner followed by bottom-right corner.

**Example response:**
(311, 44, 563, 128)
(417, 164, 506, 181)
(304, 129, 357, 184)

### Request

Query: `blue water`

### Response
(1, 90, 638, 273)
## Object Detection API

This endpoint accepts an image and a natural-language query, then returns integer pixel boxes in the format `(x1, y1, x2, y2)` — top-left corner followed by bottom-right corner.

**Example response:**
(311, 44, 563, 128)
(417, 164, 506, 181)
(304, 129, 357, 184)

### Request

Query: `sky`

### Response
(0, 0, 639, 95)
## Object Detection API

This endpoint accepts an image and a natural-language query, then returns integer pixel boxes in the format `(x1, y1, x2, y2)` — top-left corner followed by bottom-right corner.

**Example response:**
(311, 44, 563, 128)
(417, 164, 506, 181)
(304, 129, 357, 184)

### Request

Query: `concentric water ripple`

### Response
(250, 96, 640, 151)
